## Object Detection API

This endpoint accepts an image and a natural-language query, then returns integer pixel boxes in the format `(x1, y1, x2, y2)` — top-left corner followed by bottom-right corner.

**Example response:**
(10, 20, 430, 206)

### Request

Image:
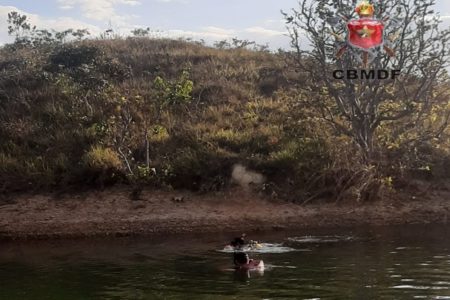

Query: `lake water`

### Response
(1, 225, 449, 299)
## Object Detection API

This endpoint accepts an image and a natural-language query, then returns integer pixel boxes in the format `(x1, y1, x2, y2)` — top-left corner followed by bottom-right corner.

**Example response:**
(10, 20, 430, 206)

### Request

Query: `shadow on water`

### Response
(0, 224, 449, 299)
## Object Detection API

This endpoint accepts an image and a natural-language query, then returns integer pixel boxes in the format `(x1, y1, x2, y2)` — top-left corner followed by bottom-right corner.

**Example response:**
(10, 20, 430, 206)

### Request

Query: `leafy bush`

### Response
(83, 146, 122, 170)
(154, 69, 193, 107)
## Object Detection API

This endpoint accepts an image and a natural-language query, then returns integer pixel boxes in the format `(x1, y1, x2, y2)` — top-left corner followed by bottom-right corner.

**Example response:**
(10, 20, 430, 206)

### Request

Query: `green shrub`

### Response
(83, 146, 122, 171)
(154, 69, 193, 107)
(148, 125, 170, 143)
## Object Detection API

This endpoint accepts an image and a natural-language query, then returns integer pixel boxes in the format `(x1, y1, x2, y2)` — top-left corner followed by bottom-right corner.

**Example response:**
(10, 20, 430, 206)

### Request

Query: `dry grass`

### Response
(0, 37, 449, 202)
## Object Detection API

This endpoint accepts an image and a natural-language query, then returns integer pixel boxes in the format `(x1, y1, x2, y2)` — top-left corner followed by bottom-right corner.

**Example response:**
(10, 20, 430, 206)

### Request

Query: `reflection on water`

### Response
(0, 225, 449, 300)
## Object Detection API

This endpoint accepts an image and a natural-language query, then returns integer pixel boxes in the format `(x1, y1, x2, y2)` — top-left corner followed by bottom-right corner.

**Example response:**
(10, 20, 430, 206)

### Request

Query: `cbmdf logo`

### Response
(348, 2, 384, 50)
(332, 1, 400, 79)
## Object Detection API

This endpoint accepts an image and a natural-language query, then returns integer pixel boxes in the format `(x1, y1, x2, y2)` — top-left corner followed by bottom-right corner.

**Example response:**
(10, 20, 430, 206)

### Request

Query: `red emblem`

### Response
(347, 19, 384, 50)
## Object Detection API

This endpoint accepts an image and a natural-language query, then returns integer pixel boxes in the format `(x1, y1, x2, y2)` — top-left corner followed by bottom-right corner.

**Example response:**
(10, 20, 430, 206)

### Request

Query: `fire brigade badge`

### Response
(329, 1, 399, 67)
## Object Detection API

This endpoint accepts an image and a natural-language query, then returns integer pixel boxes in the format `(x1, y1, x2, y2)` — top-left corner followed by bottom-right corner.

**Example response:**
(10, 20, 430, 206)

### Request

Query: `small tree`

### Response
(131, 27, 151, 37)
(283, 0, 450, 161)
(7, 11, 90, 46)
(154, 69, 194, 112)
(7, 11, 35, 40)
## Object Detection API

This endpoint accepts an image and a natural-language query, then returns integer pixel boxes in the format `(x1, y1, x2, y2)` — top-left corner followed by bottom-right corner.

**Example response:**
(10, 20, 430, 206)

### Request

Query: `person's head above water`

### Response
(233, 252, 249, 266)
(230, 233, 246, 247)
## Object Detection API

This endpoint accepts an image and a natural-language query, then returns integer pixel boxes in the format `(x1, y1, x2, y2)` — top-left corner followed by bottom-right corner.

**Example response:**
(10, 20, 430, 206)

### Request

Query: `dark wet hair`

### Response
(230, 236, 245, 247)
(233, 252, 249, 265)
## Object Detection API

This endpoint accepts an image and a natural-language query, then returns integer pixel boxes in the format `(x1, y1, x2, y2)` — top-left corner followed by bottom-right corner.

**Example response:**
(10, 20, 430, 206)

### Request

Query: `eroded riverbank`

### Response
(0, 187, 449, 240)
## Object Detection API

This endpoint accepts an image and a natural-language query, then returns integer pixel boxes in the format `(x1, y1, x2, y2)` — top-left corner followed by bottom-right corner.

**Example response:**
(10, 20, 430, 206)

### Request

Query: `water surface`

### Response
(1, 225, 449, 299)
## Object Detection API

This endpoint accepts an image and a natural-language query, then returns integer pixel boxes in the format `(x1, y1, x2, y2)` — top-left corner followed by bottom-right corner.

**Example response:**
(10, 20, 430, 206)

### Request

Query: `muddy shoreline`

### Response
(0, 188, 449, 240)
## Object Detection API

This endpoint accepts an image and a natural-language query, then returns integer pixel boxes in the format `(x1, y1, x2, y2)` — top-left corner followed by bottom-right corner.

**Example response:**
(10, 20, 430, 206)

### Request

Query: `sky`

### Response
(0, 0, 449, 49)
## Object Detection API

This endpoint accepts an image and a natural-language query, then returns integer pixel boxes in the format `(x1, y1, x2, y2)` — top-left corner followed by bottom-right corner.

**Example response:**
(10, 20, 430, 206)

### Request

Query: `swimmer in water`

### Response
(233, 252, 251, 268)
(233, 252, 264, 270)
(230, 233, 246, 249)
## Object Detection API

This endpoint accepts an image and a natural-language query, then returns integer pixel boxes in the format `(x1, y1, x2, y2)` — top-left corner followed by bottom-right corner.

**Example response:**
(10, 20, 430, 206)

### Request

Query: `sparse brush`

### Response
(0, 19, 449, 201)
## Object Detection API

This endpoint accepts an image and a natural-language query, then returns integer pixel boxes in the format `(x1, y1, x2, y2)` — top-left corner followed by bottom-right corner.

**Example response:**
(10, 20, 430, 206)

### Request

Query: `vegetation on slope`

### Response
(0, 12, 449, 202)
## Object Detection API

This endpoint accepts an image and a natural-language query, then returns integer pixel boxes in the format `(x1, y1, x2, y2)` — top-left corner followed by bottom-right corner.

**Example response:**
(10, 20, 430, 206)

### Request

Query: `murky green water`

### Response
(1, 225, 449, 300)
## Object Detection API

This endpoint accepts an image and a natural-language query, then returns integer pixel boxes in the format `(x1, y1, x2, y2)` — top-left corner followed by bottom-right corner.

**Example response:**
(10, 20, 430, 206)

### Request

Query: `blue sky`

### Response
(0, 0, 449, 49)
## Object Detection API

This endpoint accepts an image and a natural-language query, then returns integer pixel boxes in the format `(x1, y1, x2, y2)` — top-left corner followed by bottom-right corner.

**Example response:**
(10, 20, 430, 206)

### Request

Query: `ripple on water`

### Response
(392, 285, 450, 290)
(218, 243, 301, 254)
(268, 264, 298, 269)
(286, 235, 356, 244)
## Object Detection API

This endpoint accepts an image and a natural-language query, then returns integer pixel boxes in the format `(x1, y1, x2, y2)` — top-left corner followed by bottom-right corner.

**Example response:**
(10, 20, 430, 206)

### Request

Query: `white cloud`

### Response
(0, 4, 290, 49)
(166, 28, 233, 40)
(153, 25, 289, 49)
(163, 25, 286, 41)
(244, 26, 287, 37)
(0, 5, 101, 44)
(57, 0, 140, 25)
(200, 26, 236, 38)
(156, 0, 188, 3)
(122, 0, 141, 5)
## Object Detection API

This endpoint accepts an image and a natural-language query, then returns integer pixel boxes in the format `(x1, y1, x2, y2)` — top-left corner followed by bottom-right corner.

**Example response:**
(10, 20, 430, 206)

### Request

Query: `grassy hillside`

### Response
(1, 34, 449, 201)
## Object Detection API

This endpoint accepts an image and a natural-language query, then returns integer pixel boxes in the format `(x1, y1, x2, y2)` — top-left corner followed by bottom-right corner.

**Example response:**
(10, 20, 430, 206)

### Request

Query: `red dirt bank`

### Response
(0, 188, 449, 240)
